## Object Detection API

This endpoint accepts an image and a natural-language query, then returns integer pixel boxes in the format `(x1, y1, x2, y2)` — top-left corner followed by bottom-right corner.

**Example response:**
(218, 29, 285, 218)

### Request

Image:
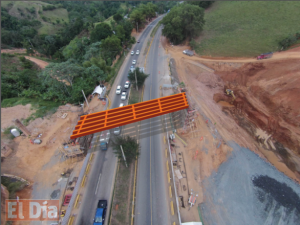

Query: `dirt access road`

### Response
(1, 49, 49, 68)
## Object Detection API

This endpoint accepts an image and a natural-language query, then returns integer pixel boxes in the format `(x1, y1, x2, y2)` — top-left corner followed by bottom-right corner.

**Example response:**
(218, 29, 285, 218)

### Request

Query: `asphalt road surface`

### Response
(74, 17, 163, 225)
(134, 26, 171, 224)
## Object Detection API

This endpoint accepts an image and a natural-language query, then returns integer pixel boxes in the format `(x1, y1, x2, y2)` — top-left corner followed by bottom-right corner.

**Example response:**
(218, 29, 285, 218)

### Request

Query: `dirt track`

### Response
(1, 48, 49, 68)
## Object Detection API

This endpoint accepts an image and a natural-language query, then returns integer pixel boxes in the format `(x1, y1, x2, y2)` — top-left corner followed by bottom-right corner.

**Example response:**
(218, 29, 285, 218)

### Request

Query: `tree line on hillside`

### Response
(1, 1, 179, 105)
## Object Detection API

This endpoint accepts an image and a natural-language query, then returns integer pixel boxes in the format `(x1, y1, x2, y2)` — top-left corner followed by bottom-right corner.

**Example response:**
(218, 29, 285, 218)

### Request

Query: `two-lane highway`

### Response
(74, 17, 163, 225)
(135, 25, 173, 224)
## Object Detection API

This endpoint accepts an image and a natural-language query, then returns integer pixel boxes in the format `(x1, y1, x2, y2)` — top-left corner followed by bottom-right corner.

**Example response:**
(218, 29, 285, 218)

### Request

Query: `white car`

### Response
(121, 91, 127, 100)
(136, 50, 139, 55)
(132, 60, 136, 65)
(119, 103, 124, 107)
(124, 81, 130, 89)
(131, 51, 134, 55)
(116, 85, 121, 94)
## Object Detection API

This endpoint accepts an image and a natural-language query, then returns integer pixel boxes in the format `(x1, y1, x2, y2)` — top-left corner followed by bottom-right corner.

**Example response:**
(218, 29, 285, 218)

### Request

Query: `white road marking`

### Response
(95, 173, 102, 195)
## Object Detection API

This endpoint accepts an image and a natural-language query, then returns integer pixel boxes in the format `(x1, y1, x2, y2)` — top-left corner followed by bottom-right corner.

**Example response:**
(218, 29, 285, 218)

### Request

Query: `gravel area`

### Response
(201, 141, 300, 225)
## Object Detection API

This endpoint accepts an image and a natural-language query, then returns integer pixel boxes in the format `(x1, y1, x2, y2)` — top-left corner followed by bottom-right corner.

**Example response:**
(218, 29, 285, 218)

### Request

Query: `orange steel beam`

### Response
(70, 93, 189, 139)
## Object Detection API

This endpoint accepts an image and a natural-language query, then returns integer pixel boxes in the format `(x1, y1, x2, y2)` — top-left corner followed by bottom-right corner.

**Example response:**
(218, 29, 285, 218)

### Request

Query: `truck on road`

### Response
(257, 52, 273, 60)
(100, 130, 110, 151)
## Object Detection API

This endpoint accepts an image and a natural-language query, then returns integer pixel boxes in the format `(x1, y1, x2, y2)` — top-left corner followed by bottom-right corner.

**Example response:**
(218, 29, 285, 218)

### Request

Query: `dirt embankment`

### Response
(163, 36, 300, 182)
(208, 59, 300, 174)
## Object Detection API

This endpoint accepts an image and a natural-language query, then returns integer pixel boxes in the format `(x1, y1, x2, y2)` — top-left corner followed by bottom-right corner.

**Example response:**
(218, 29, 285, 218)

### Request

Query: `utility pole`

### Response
(135, 67, 138, 91)
(120, 145, 128, 167)
(82, 90, 89, 108)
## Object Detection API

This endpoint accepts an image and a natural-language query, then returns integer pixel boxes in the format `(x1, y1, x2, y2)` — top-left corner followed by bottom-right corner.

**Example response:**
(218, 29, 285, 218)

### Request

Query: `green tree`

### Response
(112, 136, 140, 165)
(62, 37, 90, 61)
(186, 1, 214, 9)
(116, 25, 125, 43)
(83, 41, 102, 60)
(128, 67, 149, 89)
(101, 35, 122, 65)
(130, 9, 145, 32)
(113, 13, 123, 23)
(161, 4, 205, 44)
(90, 23, 113, 43)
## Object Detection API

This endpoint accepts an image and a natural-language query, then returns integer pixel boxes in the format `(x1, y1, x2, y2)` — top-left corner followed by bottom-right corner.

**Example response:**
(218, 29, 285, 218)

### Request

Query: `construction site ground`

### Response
(162, 37, 300, 224)
(1, 95, 105, 224)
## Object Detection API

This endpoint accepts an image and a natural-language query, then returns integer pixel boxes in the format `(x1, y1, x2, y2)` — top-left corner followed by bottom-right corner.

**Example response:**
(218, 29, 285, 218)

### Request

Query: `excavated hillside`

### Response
(163, 37, 300, 182)
(209, 57, 300, 175)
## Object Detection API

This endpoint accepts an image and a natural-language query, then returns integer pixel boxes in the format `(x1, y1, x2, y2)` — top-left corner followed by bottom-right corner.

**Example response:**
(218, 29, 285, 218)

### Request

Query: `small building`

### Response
(92, 85, 106, 98)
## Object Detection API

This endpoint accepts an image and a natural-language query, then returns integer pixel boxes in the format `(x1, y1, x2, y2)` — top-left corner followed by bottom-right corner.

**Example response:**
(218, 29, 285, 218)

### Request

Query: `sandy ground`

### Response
(1, 104, 36, 130)
(24, 56, 49, 68)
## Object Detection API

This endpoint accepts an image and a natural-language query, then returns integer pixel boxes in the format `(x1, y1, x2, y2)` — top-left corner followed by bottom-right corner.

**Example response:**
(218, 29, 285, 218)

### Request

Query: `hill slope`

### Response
(2, 1, 69, 35)
(196, 1, 300, 57)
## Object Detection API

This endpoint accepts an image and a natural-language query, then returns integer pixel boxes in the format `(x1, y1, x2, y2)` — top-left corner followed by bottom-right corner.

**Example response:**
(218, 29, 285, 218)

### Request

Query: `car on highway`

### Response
(124, 81, 130, 89)
(131, 51, 134, 55)
(132, 60, 136, 65)
(113, 127, 121, 135)
(130, 65, 134, 70)
(121, 90, 127, 100)
(119, 103, 124, 107)
(93, 200, 107, 225)
(116, 85, 121, 94)
(136, 50, 139, 55)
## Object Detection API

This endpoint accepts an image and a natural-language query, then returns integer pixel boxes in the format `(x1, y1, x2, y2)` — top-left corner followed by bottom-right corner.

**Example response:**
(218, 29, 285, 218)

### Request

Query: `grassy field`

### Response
(196, 1, 300, 57)
(2, 1, 69, 35)
(94, 16, 115, 28)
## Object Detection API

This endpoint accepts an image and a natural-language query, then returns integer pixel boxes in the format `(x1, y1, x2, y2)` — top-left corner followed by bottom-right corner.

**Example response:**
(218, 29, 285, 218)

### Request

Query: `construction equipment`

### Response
(225, 89, 236, 101)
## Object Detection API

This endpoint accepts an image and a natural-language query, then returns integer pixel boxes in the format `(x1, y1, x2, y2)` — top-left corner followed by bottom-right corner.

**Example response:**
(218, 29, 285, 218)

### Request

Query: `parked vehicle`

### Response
(124, 81, 130, 89)
(257, 52, 273, 60)
(113, 127, 121, 135)
(136, 50, 139, 55)
(119, 103, 124, 107)
(183, 50, 194, 56)
(132, 60, 136, 65)
(121, 90, 127, 100)
(99, 130, 110, 151)
(93, 200, 107, 225)
(131, 51, 134, 55)
(137, 40, 140, 43)
(116, 85, 121, 94)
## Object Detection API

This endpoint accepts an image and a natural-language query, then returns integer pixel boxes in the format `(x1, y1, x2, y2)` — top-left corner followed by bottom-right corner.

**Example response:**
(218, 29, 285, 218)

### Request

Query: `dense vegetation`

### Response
(1, 1, 178, 106)
(112, 136, 140, 166)
(161, 3, 205, 44)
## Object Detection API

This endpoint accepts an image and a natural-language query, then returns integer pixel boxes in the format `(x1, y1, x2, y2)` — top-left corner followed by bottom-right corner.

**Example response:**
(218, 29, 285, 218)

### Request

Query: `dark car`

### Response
(137, 40, 140, 43)
(93, 200, 107, 225)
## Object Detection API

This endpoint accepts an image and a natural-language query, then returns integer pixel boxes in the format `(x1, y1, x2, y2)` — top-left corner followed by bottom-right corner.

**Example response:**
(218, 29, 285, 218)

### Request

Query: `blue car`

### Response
(93, 200, 107, 225)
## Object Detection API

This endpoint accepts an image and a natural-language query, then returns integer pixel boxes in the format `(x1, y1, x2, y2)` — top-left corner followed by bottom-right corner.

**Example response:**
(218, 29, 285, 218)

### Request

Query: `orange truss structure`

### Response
(70, 93, 189, 139)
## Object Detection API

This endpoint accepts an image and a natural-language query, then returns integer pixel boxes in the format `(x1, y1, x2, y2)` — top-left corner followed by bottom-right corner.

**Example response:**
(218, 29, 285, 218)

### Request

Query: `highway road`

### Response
(134, 26, 173, 224)
(74, 17, 163, 225)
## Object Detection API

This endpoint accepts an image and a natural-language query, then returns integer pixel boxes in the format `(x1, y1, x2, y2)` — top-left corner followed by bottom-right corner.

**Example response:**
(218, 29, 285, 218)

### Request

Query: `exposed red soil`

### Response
(163, 36, 300, 183)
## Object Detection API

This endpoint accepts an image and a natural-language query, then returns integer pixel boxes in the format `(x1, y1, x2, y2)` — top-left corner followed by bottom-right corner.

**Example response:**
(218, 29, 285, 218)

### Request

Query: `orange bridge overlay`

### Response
(70, 93, 189, 139)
